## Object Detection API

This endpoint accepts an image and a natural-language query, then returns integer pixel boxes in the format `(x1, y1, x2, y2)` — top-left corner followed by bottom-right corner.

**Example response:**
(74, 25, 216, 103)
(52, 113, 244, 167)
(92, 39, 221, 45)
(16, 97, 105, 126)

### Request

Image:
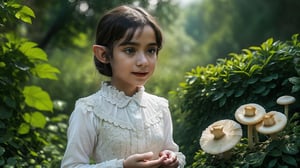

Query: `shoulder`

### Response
(75, 91, 100, 106)
(72, 91, 102, 116)
(144, 92, 168, 103)
(143, 92, 169, 111)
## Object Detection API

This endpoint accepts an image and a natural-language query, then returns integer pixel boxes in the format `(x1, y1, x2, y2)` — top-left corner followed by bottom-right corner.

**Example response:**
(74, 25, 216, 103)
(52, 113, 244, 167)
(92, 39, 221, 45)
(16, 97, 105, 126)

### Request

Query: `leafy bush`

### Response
(172, 34, 300, 165)
(0, 1, 62, 167)
(192, 112, 300, 168)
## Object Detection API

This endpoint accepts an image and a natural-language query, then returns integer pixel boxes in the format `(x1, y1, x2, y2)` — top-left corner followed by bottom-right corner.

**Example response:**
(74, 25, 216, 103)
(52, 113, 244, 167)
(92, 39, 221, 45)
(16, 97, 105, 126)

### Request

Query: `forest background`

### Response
(1, 0, 300, 167)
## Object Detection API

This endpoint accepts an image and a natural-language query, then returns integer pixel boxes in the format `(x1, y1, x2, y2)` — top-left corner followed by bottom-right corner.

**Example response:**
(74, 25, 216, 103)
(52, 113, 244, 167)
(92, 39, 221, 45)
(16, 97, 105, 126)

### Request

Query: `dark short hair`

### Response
(94, 5, 163, 77)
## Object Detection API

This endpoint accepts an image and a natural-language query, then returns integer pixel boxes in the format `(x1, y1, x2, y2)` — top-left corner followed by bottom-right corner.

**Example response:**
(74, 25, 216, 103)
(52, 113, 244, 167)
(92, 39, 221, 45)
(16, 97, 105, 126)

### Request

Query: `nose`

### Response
(136, 52, 148, 66)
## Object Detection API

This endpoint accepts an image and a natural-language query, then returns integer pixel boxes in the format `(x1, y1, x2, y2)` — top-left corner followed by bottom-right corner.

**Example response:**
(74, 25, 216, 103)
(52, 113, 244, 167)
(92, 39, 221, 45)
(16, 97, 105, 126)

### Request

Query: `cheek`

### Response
(149, 57, 157, 68)
(110, 58, 130, 71)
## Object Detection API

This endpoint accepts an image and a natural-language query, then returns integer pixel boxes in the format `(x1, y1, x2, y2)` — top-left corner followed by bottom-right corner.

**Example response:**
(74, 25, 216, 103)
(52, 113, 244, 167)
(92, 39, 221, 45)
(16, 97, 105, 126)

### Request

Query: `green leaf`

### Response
(249, 65, 262, 75)
(291, 85, 300, 93)
(289, 77, 300, 84)
(261, 76, 274, 82)
(18, 123, 30, 134)
(212, 92, 224, 101)
(267, 140, 282, 151)
(219, 96, 226, 107)
(0, 146, 5, 156)
(30, 112, 47, 128)
(245, 152, 265, 167)
(30, 150, 38, 157)
(23, 113, 31, 123)
(22, 111, 48, 130)
(19, 42, 47, 61)
(277, 165, 289, 168)
(261, 74, 278, 82)
(268, 159, 277, 168)
(282, 155, 297, 166)
(7, 157, 17, 165)
(283, 143, 299, 155)
(253, 85, 266, 94)
(0, 159, 4, 166)
(0, 106, 13, 119)
(247, 77, 259, 84)
(249, 46, 262, 51)
(0, 121, 5, 128)
(23, 86, 53, 111)
(268, 148, 282, 157)
(31, 63, 60, 80)
(0, 62, 6, 68)
(225, 89, 234, 97)
(234, 89, 244, 97)
(15, 5, 35, 24)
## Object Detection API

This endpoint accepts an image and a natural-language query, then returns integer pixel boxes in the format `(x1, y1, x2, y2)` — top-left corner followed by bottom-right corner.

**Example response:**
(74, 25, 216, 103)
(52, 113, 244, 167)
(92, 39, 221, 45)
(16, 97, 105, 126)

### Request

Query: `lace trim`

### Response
(76, 83, 167, 131)
(143, 94, 166, 128)
(100, 82, 146, 108)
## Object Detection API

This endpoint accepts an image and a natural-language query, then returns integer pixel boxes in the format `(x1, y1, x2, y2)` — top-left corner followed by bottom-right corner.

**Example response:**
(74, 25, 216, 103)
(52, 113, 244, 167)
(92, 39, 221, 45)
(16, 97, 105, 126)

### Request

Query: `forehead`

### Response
(115, 25, 156, 45)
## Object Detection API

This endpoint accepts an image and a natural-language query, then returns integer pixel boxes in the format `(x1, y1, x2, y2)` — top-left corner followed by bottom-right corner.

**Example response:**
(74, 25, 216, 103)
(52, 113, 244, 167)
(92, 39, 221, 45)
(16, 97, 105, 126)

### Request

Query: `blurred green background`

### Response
(1, 0, 300, 167)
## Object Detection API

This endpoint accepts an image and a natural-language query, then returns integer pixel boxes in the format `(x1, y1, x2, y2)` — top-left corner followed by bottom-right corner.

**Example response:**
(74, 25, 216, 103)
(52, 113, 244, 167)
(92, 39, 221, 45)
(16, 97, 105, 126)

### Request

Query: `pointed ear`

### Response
(93, 45, 109, 63)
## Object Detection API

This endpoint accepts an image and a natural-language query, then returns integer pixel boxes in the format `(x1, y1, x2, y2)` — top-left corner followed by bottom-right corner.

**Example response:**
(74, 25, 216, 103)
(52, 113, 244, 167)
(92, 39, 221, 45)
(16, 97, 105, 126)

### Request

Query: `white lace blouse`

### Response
(61, 82, 186, 168)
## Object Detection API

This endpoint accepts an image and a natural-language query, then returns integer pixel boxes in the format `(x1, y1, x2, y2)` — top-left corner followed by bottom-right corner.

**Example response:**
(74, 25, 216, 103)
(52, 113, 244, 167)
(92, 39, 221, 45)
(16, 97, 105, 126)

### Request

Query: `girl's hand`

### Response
(123, 152, 166, 168)
(159, 150, 179, 168)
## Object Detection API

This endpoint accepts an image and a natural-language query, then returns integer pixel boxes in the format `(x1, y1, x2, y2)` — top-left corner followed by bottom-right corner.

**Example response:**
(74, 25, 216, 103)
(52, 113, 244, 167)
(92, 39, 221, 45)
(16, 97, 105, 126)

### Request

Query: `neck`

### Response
(109, 82, 141, 96)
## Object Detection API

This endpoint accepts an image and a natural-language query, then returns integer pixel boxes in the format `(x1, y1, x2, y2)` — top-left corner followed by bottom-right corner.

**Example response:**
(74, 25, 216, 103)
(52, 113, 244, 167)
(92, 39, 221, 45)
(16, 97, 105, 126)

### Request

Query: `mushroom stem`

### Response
(254, 129, 259, 143)
(284, 105, 289, 118)
(247, 125, 254, 149)
(270, 133, 278, 140)
(218, 150, 232, 160)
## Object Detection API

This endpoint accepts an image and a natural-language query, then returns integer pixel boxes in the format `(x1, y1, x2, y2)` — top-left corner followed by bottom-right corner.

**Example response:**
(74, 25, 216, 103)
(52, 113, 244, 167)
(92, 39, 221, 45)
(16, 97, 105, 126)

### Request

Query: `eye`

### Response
(123, 47, 136, 55)
(147, 47, 158, 56)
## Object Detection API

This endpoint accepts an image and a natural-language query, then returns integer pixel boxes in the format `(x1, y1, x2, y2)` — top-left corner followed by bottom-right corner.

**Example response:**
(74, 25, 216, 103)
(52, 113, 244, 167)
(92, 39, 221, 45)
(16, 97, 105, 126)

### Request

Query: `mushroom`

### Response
(235, 103, 266, 149)
(200, 119, 242, 159)
(276, 95, 296, 118)
(256, 111, 287, 139)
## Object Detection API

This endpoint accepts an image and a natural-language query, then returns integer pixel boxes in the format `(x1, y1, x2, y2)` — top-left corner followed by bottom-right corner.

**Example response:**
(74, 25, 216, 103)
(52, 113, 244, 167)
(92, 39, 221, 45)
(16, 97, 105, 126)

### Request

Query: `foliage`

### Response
(172, 34, 300, 165)
(289, 36, 300, 93)
(21, 0, 178, 49)
(191, 112, 300, 168)
(0, 0, 61, 167)
(183, 0, 300, 62)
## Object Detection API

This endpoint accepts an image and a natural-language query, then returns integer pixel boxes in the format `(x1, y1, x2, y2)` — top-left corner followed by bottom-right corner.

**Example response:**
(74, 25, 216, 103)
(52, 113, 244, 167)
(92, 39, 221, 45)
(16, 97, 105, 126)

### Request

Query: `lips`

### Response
(132, 72, 148, 77)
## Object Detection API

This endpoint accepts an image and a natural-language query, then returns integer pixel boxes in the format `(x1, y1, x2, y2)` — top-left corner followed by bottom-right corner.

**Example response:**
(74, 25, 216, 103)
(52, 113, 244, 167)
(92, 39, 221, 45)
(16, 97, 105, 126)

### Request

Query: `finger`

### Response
(143, 155, 165, 167)
(169, 152, 177, 161)
(137, 151, 154, 161)
(162, 153, 177, 166)
(165, 160, 179, 168)
(159, 150, 170, 159)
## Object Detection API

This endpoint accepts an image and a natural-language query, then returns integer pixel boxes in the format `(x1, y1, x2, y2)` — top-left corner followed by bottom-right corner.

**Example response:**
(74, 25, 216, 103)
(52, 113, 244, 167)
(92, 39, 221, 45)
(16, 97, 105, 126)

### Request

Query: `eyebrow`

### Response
(118, 41, 158, 47)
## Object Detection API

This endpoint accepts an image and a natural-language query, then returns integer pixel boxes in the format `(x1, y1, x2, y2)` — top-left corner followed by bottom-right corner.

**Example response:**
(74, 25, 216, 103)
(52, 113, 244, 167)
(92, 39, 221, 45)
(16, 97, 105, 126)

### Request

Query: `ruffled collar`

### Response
(98, 81, 146, 108)
(79, 81, 164, 131)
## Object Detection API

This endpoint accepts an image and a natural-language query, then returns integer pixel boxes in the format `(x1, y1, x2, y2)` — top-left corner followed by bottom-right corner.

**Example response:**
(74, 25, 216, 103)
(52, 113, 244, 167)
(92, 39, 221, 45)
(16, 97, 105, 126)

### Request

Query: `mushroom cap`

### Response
(276, 95, 296, 105)
(200, 119, 242, 154)
(256, 111, 287, 135)
(235, 103, 266, 125)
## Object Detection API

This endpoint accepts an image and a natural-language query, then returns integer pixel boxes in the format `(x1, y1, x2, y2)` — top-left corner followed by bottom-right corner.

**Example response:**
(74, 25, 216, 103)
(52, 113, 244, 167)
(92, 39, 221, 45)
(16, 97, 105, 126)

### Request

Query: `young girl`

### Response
(61, 5, 186, 168)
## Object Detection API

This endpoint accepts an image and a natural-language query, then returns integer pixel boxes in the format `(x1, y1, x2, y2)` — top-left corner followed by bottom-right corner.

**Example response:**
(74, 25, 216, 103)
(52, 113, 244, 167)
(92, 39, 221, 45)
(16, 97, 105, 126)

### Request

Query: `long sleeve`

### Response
(61, 101, 124, 168)
(61, 83, 186, 167)
(162, 99, 186, 168)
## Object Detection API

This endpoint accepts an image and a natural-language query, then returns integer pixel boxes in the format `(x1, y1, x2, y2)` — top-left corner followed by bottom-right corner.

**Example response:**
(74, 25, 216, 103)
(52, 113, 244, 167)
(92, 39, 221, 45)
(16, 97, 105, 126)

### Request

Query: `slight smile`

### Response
(132, 72, 148, 77)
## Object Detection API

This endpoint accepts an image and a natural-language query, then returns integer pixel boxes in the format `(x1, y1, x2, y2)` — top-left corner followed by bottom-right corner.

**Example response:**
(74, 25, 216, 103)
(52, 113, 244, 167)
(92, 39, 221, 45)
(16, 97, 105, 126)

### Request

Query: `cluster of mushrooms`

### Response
(199, 95, 296, 158)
